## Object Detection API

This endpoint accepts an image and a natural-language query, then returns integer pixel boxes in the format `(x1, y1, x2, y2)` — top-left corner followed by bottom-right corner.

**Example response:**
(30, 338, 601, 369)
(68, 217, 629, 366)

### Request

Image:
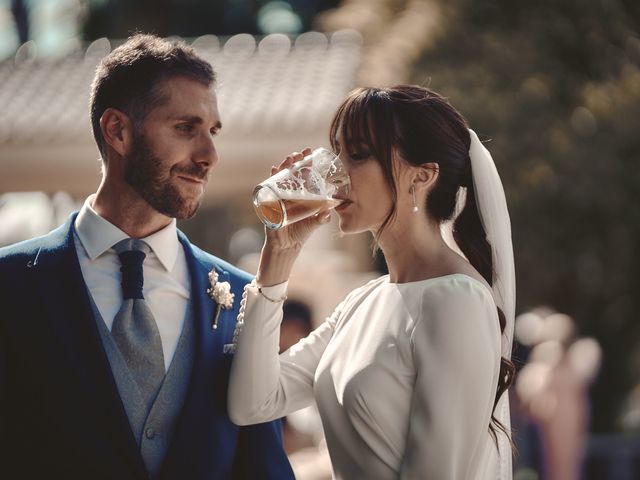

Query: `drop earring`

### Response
(411, 185, 419, 213)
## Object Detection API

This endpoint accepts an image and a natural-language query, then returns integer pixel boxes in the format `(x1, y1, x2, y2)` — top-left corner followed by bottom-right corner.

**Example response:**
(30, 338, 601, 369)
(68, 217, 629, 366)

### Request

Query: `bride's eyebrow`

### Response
(346, 142, 369, 151)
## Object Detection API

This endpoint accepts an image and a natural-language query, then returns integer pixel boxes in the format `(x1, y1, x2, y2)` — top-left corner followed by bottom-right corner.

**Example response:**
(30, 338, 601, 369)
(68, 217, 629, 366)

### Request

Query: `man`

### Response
(0, 34, 294, 480)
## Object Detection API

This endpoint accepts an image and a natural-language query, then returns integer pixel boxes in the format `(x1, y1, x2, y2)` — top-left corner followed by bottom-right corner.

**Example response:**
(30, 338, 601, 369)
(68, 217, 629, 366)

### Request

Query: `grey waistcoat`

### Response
(90, 297, 195, 479)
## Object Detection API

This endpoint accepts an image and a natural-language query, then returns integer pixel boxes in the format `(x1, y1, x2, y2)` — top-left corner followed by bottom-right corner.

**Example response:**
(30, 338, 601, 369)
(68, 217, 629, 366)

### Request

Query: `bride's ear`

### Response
(412, 163, 439, 193)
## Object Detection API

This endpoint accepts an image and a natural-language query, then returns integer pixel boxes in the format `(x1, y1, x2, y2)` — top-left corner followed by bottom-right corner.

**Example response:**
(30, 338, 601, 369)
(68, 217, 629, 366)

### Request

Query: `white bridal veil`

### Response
(467, 129, 515, 357)
(469, 129, 515, 479)
(442, 129, 515, 479)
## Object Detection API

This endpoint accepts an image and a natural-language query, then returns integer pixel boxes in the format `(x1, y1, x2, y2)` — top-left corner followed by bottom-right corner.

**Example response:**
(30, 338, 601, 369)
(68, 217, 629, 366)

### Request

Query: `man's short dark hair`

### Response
(90, 33, 216, 158)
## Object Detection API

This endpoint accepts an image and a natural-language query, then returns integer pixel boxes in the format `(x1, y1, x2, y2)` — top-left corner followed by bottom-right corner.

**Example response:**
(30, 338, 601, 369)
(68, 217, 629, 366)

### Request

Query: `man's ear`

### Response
(412, 162, 439, 193)
(100, 108, 133, 157)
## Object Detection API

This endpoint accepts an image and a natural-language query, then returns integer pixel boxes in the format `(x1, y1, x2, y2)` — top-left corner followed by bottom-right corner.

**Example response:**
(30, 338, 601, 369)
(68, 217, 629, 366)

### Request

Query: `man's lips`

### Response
(177, 175, 206, 185)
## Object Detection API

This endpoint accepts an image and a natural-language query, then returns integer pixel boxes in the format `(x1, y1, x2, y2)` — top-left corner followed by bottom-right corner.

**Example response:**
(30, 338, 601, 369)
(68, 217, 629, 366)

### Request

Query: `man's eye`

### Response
(177, 124, 194, 133)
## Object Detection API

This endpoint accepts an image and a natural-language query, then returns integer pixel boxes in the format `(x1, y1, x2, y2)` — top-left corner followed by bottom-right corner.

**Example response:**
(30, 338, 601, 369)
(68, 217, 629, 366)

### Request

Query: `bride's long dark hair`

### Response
(329, 85, 515, 447)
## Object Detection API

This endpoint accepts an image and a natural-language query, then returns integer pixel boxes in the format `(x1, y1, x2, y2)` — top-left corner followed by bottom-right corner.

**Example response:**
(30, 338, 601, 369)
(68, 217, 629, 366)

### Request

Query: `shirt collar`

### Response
(75, 194, 180, 272)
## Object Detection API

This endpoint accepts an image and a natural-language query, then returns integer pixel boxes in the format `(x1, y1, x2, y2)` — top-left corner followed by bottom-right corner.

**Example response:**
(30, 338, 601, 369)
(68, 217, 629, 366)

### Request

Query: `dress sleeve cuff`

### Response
(250, 279, 289, 303)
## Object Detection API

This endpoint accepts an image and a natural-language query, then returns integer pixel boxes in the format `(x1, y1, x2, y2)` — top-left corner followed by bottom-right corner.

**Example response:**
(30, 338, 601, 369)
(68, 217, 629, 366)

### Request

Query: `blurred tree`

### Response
(413, 0, 640, 433)
(81, 0, 340, 39)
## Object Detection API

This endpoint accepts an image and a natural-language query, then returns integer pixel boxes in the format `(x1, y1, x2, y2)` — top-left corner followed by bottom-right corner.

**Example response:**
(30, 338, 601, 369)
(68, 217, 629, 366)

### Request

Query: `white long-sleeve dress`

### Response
(228, 274, 511, 479)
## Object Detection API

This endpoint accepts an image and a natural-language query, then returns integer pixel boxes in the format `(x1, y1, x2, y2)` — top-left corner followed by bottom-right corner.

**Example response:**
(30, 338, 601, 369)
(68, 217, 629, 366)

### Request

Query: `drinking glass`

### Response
(252, 148, 350, 229)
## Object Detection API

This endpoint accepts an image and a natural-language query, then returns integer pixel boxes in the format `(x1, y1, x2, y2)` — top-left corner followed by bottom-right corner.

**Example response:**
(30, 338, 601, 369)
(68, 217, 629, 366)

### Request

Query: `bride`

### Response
(228, 85, 516, 479)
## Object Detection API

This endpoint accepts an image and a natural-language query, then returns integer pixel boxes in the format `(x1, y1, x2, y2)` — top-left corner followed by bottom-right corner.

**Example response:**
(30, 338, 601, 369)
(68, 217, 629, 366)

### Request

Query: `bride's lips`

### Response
(334, 198, 352, 212)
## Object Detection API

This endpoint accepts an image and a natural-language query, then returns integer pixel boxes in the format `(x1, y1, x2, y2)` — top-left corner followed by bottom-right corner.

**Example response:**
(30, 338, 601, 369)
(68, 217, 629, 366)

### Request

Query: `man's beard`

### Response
(123, 132, 208, 219)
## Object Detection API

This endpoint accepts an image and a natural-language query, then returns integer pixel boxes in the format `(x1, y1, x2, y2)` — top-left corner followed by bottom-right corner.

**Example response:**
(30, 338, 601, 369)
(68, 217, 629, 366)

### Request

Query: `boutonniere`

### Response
(207, 270, 235, 329)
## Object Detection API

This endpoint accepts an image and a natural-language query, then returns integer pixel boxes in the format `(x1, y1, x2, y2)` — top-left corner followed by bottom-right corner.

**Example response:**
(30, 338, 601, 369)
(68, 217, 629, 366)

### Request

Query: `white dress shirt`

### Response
(229, 275, 507, 479)
(74, 195, 190, 371)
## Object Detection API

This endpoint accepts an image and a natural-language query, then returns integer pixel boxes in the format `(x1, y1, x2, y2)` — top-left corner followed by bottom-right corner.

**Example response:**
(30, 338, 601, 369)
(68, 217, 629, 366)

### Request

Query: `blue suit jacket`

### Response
(0, 214, 294, 480)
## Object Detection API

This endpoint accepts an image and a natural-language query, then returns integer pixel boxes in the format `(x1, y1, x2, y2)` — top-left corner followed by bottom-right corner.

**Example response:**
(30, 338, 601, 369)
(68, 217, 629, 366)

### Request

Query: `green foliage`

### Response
(81, 0, 339, 39)
(413, 0, 640, 432)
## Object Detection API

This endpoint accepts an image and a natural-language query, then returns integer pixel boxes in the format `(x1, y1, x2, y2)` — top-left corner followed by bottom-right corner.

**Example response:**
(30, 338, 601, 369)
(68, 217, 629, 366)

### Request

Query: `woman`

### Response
(228, 85, 516, 479)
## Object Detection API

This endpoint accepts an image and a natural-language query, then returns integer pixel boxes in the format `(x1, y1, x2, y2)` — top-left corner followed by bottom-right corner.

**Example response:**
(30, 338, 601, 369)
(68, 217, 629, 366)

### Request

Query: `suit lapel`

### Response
(158, 233, 236, 475)
(177, 231, 228, 392)
(27, 215, 147, 477)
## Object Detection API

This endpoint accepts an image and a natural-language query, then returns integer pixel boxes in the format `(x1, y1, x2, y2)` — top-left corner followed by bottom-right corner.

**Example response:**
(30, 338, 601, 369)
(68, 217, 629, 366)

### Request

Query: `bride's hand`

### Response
(263, 147, 331, 252)
(256, 148, 332, 287)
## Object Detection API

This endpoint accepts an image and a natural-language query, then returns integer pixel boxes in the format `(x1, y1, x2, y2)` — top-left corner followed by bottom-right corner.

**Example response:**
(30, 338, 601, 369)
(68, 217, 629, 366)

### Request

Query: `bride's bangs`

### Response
(330, 89, 382, 156)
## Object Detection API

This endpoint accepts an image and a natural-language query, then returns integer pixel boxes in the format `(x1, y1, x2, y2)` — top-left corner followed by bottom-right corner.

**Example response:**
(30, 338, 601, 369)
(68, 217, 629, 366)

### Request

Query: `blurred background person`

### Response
(280, 299, 315, 354)
(279, 299, 321, 455)
(279, 299, 332, 479)
(10, 0, 29, 45)
(512, 309, 602, 480)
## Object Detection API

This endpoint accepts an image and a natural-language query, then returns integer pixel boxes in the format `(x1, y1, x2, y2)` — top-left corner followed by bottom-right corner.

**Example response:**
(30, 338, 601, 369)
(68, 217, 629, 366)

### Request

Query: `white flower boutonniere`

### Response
(207, 270, 235, 329)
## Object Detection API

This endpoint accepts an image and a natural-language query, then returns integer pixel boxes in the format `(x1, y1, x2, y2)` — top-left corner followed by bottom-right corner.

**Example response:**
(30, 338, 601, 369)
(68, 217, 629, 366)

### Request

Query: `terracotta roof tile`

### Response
(0, 31, 362, 146)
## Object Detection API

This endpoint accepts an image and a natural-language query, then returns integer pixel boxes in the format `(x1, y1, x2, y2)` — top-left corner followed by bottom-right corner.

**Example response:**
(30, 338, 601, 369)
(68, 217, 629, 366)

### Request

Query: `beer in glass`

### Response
(252, 148, 350, 229)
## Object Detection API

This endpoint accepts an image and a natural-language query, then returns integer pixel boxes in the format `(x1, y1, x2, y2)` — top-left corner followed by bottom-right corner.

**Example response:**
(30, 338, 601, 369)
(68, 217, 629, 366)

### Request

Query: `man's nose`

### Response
(194, 133, 218, 167)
